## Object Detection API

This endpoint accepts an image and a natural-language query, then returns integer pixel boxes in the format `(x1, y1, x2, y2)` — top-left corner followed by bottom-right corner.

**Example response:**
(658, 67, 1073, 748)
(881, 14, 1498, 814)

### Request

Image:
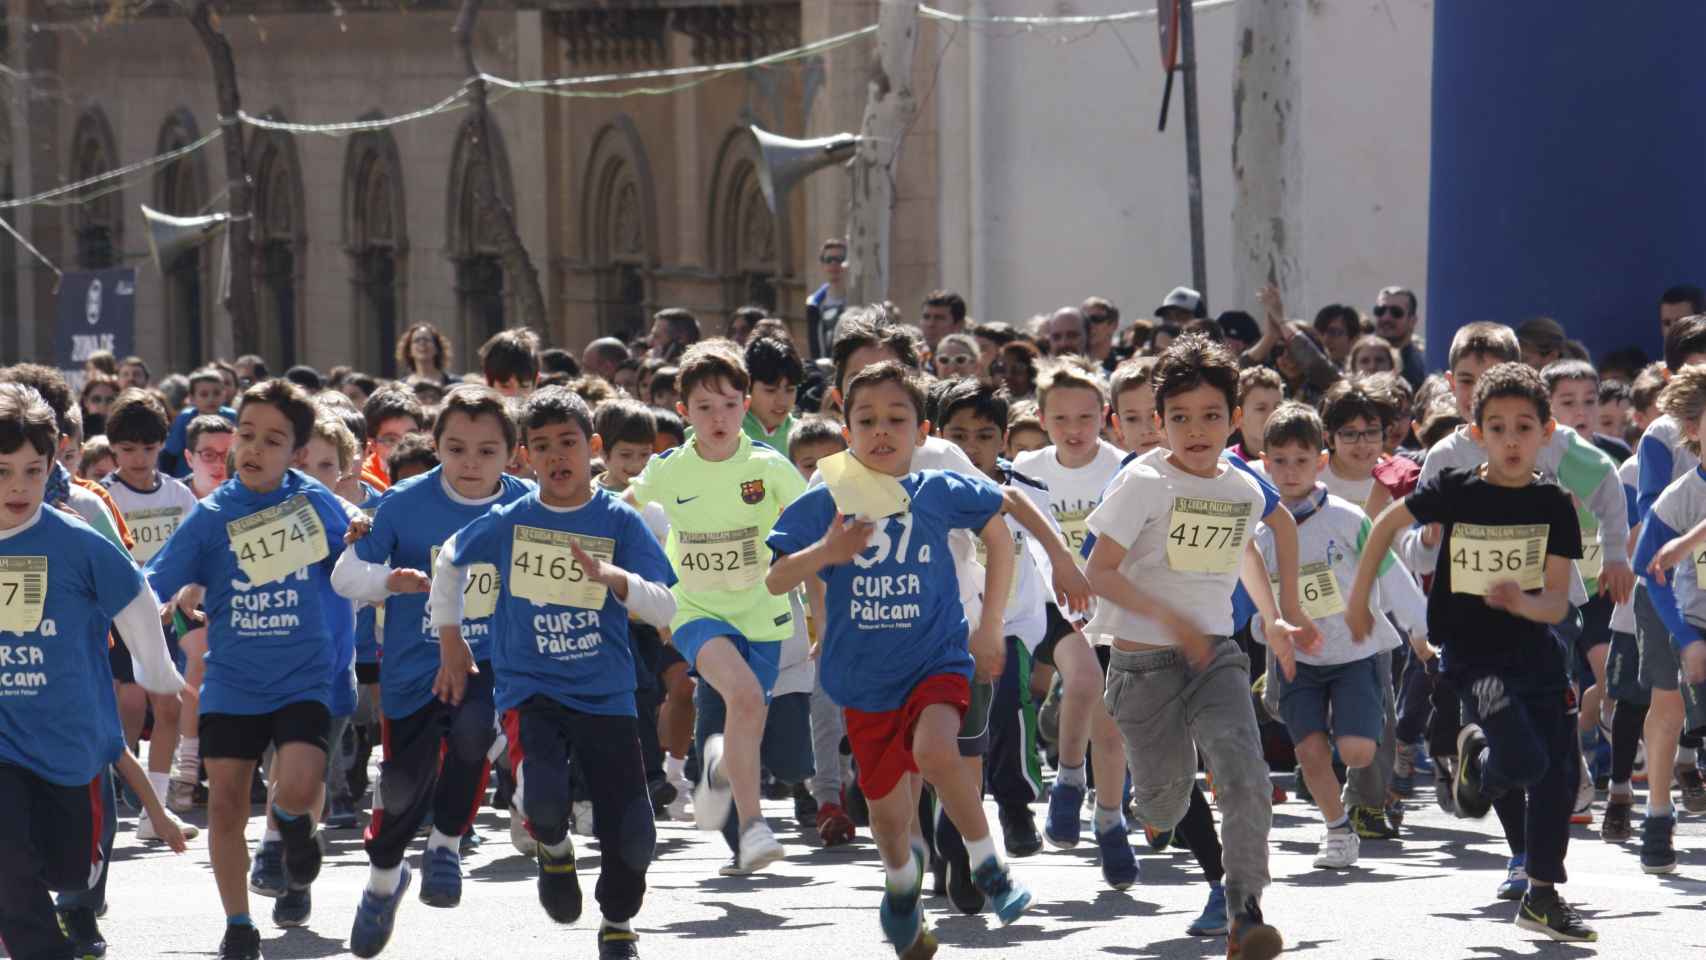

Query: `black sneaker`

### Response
(1516, 887, 1597, 942)
(933, 814, 985, 915)
(57, 906, 107, 959)
(1227, 896, 1283, 960)
(280, 830, 323, 888)
(1453, 725, 1492, 819)
(273, 884, 311, 928)
(218, 922, 262, 960)
(537, 841, 583, 923)
(792, 782, 818, 829)
(598, 924, 641, 959)
(1679, 767, 1706, 813)
(1432, 757, 1456, 815)
(998, 801, 1043, 858)
(1640, 813, 1677, 874)
(1349, 804, 1398, 840)
(1600, 796, 1633, 842)
(648, 777, 677, 820)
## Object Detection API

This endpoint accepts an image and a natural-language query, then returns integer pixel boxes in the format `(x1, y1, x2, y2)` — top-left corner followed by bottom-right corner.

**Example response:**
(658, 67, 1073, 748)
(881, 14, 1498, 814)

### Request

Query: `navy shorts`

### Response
(671, 618, 781, 701)
(1276, 656, 1385, 743)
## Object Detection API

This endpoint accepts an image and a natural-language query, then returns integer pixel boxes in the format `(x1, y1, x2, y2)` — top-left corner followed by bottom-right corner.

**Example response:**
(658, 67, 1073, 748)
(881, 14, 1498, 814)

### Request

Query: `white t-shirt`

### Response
(1321, 463, 1376, 513)
(1610, 454, 1639, 636)
(1013, 440, 1126, 561)
(970, 467, 1054, 649)
(1084, 453, 1275, 643)
(102, 472, 200, 564)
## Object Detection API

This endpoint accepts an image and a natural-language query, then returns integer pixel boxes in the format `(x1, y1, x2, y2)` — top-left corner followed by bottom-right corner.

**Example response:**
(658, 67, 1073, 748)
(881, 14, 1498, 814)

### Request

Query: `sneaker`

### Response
(1641, 813, 1677, 874)
(938, 828, 983, 915)
(598, 924, 642, 959)
(1432, 756, 1456, 815)
(460, 830, 481, 855)
(648, 777, 677, 820)
(1453, 724, 1492, 819)
(509, 806, 538, 857)
(1095, 821, 1139, 890)
(1384, 798, 1405, 832)
(792, 782, 819, 829)
(1044, 781, 1085, 848)
(1600, 796, 1634, 842)
(280, 827, 323, 888)
(717, 857, 753, 877)
(815, 802, 856, 847)
(1143, 823, 1174, 852)
(1312, 828, 1359, 869)
(1349, 804, 1397, 840)
(57, 906, 107, 959)
(879, 856, 935, 958)
(737, 818, 785, 873)
(998, 801, 1043, 858)
(1227, 896, 1283, 960)
(218, 922, 261, 960)
(1495, 855, 1528, 900)
(324, 794, 360, 831)
(537, 839, 583, 923)
(249, 839, 286, 898)
(136, 807, 200, 843)
(273, 884, 312, 928)
(166, 778, 198, 814)
(571, 800, 595, 837)
(1516, 887, 1597, 942)
(1411, 745, 1434, 775)
(349, 861, 413, 958)
(666, 777, 693, 821)
(418, 847, 462, 908)
(970, 856, 1032, 926)
(1187, 882, 1228, 936)
(1679, 767, 1706, 813)
(693, 735, 734, 832)
(1271, 782, 1287, 805)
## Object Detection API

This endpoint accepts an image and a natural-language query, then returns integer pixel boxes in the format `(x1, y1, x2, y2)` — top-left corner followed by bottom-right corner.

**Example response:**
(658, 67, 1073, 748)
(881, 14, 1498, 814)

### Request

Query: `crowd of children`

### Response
(8, 281, 1706, 960)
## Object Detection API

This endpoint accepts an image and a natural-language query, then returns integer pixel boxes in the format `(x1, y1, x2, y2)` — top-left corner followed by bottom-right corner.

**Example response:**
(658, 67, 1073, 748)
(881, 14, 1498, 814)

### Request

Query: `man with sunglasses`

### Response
(1081, 297, 1124, 371)
(806, 238, 849, 360)
(1374, 285, 1427, 389)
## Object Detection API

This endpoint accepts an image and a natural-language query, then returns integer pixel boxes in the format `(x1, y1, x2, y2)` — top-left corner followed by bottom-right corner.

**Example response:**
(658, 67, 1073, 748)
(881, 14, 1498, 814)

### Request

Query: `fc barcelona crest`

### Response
(740, 479, 766, 504)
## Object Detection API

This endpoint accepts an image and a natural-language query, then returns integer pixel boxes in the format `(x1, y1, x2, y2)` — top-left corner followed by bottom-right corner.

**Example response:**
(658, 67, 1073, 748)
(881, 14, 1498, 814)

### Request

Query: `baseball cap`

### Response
(1156, 285, 1202, 316)
(1216, 310, 1261, 345)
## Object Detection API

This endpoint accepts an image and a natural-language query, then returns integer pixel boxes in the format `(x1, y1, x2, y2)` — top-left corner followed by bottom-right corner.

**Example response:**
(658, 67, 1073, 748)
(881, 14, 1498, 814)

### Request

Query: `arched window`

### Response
(343, 124, 408, 377)
(70, 109, 122, 270)
(447, 116, 514, 357)
(154, 110, 210, 371)
(707, 128, 788, 316)
(582, 118, 658, 338)
(248, 122, 306, 369)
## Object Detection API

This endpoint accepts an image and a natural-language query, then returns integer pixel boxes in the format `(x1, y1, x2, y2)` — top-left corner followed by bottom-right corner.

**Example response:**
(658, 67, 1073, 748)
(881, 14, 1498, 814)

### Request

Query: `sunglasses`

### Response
(820, 254, 846, 265)
(1372, 305, 1408, 319)
(1085, 312, 1114, 325)
(937, 353, 975, 366)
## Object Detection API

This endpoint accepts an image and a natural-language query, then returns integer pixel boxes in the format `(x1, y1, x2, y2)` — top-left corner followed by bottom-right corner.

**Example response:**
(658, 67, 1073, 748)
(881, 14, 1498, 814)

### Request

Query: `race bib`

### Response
(0, 557, 46, 634)
(432, 546, 500, 622)
(125, 507, 184, 563)
(226, 495, 329, 587)
(1273, 561, 1346, 621)
(1165, 498, 1249, 574)
(510, 525, 614, 610)
(1575, 525, 1602, 582)
(974, 534, 1023, 604)
(674, 527, 763, 593)
(1450, 522, 1546, 596)
(1057, 509, 1091, 569)
(1691, 545, 1706, 588)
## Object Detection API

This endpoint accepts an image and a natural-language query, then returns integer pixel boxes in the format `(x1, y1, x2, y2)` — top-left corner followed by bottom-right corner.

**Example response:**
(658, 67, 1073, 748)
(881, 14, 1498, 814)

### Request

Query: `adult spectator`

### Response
(539, 347, 580, 378)
(1155, 285, 1202, 327)
(971, 321, 1019, 375)
(1000, 340, 1041, 399)
(285, 364, 323, 393)
(648, 307, 701, 362)
(581, 336, 630, 381)
(1216, 310, 1261, 358)
(920, 289, 967, 354)
(1660, 284, 1705, 339)
(805, 237, 849, 359)
(118, 355, 150, 391)
(1042, 306, 1088, 357)
(396, 322, 455, 384)
(1312, 304, 1360, 367)
(931, 332, 983, 379)
(1081, 296, 1122, 368)
(1373, 285, 1426, 388)
(727, 305, 767, 346)
(1516, 315, 1567, 370)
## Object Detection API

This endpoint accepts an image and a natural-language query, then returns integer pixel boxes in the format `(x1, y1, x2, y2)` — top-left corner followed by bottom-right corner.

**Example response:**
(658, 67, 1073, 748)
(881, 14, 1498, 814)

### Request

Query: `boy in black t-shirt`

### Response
(1349, 363, 1594, 943)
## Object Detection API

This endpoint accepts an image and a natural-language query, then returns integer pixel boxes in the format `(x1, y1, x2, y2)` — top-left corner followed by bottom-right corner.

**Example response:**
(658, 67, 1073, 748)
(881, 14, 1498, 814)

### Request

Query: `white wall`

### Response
(936, 0, 1433, 333)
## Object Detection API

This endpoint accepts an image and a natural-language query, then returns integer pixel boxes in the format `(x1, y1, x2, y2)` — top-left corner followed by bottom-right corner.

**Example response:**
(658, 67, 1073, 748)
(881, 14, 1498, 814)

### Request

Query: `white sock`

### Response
(1610, 780, 1633, 798)
(664, 754, 686, 781)
(965, 833, 999, 868)
(175, 737, 199, 781)
(602, 917, 632, 932)
(147, 772, 170, 804)
(885, 852, 917, 892)
(263, 827, 282, 844)
(1681, 746, 1699, 767)
(366, 864, 402, 896)
(1093, 803, 1124, 833)
(1057, 763, 1087, 788)
(545, 835, 574, 859)
(428, 829, 460, 854)
(1649, 797, 1673, 817)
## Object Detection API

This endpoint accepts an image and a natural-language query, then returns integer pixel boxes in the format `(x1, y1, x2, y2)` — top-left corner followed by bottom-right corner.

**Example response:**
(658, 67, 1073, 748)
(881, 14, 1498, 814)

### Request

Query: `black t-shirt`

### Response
(1405, 466, 1582, 683)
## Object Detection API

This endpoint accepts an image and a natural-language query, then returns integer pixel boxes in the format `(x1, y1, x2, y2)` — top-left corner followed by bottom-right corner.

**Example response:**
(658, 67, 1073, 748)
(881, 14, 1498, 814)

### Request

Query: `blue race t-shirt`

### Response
(146, 469, 351, 715)
(163, 405, 238, 478)
(447, 488, 674, 716)
(352, 482, 386, 669)
(356, 467, 534, 719)
(767, 469, 1004, 712)
(0, 508, 143, 785)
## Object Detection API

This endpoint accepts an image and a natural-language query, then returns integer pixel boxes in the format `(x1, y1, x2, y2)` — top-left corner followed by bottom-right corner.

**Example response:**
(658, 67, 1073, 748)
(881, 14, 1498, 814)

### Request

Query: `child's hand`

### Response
(1407, 630, 1434, 662)
(1599, 563, 1635, 605)
(1280, 605, 1325, 656)
(1649, 539, 1693, 585)
(569, 541, 626, 590)
(819, 514, 875, 565)
(1486, 580, 1523, 612)
(1421, 523, 1443, 549)
(386, 568, 430, 594)
(1157, 607, 1212, 670)
(1051, 561, 1092, 615)
(345, 516, 373, 544)
(433, 633, 478, 706)
(1345, 600, 1374, 644)
(1264, 618, 1311, 682)
(970, 621, 1006, 680)
(1257, 284, 1285, 324)
(156, 814, 188, 853)
(1684, 640, 1706, 686)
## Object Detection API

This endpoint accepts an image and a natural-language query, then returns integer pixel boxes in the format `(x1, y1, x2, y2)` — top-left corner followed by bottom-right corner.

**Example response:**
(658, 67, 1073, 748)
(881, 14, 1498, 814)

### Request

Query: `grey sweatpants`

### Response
(809, 671, 846, 806)
(1344, 649, 1397, 809)
(1105, 638, 1272, 913)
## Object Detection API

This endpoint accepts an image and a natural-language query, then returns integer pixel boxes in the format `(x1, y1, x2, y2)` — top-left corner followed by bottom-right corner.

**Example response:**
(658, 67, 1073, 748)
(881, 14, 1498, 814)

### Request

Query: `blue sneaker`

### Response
(1186, 882, 1228, 936)
(1411, 746, 1434, 776)
(248, 840, 286, 898)
(1641, 813, 1677, 874)
(971, 856, 1032, 926)
(1094, 821, 1138, 890)
(272, 884, 311, 928)
(1044, 780, 1084, 848)
(418, 847, 462, 908)
(350, 861, 412, 958)
(879, 856, 935, 959)
(1496, 855, 1528, 901)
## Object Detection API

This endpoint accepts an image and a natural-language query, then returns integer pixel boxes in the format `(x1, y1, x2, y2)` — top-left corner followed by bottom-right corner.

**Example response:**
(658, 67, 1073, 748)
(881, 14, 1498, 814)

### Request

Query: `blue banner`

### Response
(55, 268, 136, 392)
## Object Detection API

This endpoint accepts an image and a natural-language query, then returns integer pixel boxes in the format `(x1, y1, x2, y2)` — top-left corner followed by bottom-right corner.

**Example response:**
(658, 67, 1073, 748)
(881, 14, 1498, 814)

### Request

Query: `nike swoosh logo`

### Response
(676, 496, 699, 504)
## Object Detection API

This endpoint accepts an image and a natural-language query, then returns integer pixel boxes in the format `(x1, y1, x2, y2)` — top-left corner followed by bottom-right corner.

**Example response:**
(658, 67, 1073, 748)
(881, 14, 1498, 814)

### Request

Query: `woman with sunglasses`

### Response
(932, 332, 986, 379)
(80, 373, 120, 437)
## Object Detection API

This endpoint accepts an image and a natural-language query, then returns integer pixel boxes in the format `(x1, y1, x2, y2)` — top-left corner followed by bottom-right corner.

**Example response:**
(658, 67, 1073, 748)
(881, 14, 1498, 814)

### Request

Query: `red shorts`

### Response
(843, 674, 971, 800)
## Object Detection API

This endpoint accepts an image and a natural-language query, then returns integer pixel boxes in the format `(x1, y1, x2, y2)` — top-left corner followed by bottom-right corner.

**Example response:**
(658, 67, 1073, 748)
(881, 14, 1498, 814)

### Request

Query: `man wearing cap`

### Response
(1373, 285, 1426, 388)
(1156, 285, 1202, 327)
(1216, 310, 1262, 358)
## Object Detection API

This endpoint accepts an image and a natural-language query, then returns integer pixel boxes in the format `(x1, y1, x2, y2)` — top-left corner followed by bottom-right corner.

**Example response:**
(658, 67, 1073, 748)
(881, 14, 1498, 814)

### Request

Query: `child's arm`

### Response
(1347, 498, 1417, 641)
(765, 514, 875, 595)
(115, 751, 186, 852)
(428, 533, 478, 706)
(1239, 539, 1300, 681)
(999, 487, 1090, 613)
(331, 549, 428, 603)
(1486, 554, 1573, 624)
(567, 541, 677, 627)
(1646, 514, 1706, 585)
(113, 584, 188, 697)
(1363, 482, 1392, 523)
(1085, 535, 1208, 666)
(1260, 504, 1324, 656)
(1632, 512, 1706, 683)
(973, 516, 1015, 680)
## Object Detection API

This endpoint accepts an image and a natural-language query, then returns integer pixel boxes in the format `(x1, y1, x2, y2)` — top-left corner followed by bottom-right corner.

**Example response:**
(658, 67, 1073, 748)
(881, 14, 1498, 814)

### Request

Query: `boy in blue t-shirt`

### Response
(427, 387, 675, 960)
(0, 382, 186, 960)
(162, 367, 238, 478)
(767, 361, 1033, 958)
(145, 379, 353, 960)
(334, 386, 534, 958)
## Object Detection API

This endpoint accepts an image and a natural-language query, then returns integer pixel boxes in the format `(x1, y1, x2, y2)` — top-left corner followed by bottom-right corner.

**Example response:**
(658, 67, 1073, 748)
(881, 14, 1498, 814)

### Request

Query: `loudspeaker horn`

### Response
(141, 204, 229, 272)
(750, 125, 860, 214)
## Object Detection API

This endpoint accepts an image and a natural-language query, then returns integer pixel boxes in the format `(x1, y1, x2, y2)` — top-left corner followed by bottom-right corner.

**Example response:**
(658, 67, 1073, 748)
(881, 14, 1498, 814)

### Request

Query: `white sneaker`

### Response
(693, 735, 734, 832)
(666, 777, 694, 821)
(166, 779, 197, 815)
(1572, 756, 1595, 823)
(136, 807, 199, 842)
(509, 805, 538, 856)
(736, 818, 785, 873)
(718, 857, 753, 877)
(571, 800, 595, 837)
(1312, 828, 1359, 869)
